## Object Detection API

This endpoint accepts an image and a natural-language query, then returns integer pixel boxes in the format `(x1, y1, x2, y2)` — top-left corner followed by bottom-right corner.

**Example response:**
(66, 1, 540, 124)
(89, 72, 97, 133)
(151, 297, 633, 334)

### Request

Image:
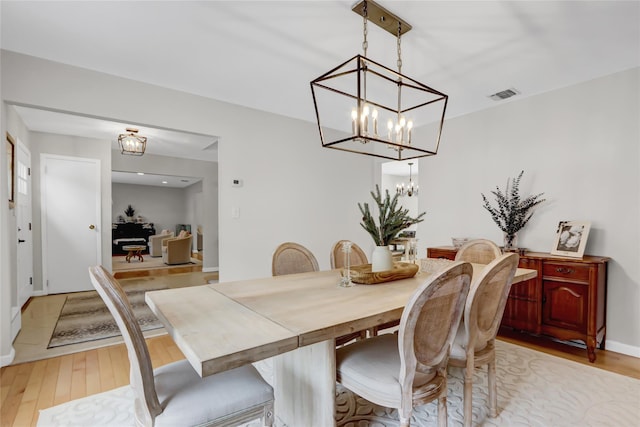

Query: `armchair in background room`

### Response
(148, 230, 174, 257)
(197, 226, 203, 252)
(162, 231, 193, 265)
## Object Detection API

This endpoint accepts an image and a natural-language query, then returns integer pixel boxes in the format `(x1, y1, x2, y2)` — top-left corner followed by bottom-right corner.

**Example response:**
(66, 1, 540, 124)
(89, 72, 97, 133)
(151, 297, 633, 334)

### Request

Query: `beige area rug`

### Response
(12, 272, 217, 365)
(111, 255, 201, 273)
(37, 340, 640, 426)
(47, 282, 168, 348)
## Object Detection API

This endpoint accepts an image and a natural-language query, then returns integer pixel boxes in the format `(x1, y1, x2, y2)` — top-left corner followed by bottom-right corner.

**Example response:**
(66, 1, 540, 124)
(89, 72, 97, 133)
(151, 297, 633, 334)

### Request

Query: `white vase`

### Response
(371, 245, 393, 272)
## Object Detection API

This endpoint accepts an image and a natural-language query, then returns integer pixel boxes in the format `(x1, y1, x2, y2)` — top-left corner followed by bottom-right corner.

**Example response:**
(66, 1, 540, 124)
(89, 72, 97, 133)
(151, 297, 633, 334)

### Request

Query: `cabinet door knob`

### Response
(89, 224, 96, 230)
(555, 267, 574, 274)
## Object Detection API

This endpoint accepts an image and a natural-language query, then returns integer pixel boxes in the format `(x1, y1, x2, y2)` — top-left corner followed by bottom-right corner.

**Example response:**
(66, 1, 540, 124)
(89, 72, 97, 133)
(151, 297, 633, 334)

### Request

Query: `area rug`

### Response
(37, 340, 640, 426)
(47, 282, 168, 348)
(111, 255, 201, 273)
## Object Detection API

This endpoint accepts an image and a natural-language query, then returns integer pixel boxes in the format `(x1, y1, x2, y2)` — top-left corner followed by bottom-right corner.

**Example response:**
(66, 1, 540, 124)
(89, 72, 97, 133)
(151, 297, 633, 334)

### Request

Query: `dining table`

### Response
(145, 259, 537, 427)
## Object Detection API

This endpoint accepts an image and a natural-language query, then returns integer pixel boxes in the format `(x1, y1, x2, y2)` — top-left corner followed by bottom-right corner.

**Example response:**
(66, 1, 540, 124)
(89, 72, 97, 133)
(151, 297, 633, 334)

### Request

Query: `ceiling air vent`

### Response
(488, 88, 520, 101)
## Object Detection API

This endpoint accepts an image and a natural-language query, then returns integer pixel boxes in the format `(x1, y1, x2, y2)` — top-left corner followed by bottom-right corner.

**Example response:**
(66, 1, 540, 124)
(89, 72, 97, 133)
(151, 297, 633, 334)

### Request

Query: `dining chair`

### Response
(336, 261, 473, 427)
(271, 241, 319, 276)
(448, 252, 519, 427)
(330, 240, 368, 269)
(88, 265, 275, 427)
(454, 238, 502, 264)
(272, 242, 364, 346)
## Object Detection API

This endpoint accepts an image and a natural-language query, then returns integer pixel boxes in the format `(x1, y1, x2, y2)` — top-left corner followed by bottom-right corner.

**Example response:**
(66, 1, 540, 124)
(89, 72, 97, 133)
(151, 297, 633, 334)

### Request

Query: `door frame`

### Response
(15, 139, 33, 308)
(40, 153, 101, 295)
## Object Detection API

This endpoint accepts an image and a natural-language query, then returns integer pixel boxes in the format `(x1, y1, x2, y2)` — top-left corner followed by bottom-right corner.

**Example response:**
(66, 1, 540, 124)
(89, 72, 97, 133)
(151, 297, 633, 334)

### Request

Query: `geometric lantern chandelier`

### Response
(118, 127, 147, 156)
(310, 0, 448, 161)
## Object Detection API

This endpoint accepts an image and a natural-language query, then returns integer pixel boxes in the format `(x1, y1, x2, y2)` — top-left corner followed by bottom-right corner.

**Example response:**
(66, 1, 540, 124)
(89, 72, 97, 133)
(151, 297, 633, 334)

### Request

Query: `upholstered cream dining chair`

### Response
(272, 242, 364, 346)
(336, 261, 473, 427)
(454, 239, 502, 264)
(88, 265, 275, 427)
(330, 240, 368, 269)
(448, 252, 519, 427)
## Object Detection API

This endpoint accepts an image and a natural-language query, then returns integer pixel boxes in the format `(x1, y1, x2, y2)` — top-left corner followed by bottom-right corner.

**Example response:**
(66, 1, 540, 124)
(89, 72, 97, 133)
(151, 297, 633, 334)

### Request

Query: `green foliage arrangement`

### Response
(358, 185, 426, 246)
(481, 171, 545, 236)
(124, 204, 135, 217)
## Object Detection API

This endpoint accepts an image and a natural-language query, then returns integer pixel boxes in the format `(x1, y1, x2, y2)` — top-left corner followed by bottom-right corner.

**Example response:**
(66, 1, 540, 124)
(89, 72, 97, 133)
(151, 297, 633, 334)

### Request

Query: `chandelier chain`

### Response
(397, 22, 402, 72)
(362, 1, 368, 56)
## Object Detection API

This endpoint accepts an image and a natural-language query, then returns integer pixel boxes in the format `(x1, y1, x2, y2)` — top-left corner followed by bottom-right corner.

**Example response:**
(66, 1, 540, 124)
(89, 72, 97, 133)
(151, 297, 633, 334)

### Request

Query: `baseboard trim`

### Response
(0, 347, 15, 367)
(605, 340, 640, 358)
(32, 290, 45, 297)
(202, 267, 219, 273)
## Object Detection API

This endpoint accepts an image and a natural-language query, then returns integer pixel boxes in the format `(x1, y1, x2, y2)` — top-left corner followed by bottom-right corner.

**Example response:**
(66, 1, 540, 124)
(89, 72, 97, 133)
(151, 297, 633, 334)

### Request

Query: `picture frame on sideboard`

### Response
(551, 220, 591, 258)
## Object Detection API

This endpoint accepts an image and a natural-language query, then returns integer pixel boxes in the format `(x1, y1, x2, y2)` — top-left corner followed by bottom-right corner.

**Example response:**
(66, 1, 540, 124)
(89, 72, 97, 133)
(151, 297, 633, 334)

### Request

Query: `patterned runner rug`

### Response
(47, 282, 167, 348)
(37, 340, 639, 426)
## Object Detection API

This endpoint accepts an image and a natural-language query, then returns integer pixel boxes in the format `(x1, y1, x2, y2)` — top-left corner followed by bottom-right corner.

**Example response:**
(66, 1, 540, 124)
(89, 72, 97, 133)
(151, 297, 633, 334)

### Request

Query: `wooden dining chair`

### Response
(272, 242, 364, 346)
(448, 253, 519, 427)
(330, 240, 368, 269)
(88, 265, 275, 427)
(454, 239, 502, 264)
(336, 261, 472, 427)
(271, 241, 319, 276)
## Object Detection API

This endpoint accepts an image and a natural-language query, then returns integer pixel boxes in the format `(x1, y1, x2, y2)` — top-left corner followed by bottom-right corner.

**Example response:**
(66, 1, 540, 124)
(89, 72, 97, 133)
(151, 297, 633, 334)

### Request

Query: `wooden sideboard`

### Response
(427, 246, 609, 362)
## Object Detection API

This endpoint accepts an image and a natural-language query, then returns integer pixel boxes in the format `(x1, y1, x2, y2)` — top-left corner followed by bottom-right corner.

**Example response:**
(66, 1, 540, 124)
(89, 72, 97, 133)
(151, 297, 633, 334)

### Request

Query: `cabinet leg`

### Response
(587, 337, 597, 362)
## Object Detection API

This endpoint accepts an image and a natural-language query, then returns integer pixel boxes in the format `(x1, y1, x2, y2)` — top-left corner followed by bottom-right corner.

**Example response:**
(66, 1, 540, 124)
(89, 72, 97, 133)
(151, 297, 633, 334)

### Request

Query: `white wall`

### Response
(417, 67, 640, 355)
(0, 50, 375, 364)
(112, 183, 189, 233)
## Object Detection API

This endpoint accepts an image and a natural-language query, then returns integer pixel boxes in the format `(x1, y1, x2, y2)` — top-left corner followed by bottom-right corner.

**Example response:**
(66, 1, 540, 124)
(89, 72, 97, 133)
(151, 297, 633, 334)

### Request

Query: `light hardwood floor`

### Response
(2, 268, 638, 427)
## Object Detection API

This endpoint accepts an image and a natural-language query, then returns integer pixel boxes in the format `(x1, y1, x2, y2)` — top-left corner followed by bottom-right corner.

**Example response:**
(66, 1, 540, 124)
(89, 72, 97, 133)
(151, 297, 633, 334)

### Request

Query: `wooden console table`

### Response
(427, 246, 609, 362)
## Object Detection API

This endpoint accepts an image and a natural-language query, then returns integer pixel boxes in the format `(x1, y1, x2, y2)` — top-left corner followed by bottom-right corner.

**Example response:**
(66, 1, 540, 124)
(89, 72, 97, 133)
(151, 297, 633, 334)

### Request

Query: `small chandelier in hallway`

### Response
(118, 127, 147, 156)
(397, 162, 418, 197)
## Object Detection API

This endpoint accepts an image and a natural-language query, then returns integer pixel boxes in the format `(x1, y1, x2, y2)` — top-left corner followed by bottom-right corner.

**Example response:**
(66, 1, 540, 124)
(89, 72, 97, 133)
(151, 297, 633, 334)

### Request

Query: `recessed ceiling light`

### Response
(162, 180, 168, 184)
(137, 172, 145, 176)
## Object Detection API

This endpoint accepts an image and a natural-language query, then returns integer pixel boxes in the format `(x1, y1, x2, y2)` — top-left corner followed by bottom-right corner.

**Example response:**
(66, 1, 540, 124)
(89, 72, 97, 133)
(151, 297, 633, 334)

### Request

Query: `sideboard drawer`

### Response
(426, 247, 457, 260)
(543, 262, 590, 282)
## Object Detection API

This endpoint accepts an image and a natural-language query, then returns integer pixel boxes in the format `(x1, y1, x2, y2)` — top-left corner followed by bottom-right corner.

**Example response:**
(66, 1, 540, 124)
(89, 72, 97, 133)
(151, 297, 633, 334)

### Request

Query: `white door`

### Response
(16, 141, 33, 308)
(41, 154, 101, 294)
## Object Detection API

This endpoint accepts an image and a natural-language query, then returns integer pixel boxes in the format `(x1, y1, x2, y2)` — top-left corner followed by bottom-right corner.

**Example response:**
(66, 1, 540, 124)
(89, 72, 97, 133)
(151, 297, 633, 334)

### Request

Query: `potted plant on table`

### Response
(481, 171, 545, 251)
(358, 185, 425, 272)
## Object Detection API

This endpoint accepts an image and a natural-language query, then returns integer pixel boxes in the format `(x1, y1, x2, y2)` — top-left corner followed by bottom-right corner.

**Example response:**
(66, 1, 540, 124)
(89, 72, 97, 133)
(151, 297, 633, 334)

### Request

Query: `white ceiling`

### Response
(2, 1, 639, 171)
(112, 171, 203, 189)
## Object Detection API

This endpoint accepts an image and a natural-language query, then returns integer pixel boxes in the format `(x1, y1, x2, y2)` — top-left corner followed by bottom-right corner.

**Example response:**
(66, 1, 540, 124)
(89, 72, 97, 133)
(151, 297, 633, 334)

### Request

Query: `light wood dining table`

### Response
(146, 261, 537, 427)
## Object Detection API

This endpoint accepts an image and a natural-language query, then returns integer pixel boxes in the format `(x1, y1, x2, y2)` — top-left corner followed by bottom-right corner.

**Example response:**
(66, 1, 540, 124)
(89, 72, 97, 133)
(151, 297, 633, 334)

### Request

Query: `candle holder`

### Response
(339, 241, 354, 287)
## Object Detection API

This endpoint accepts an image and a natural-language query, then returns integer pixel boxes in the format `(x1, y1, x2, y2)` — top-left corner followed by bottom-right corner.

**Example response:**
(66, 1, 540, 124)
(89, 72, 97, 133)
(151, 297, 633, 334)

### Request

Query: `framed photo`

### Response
(551, 221, 591, 258)
(6, 134, 15, 209)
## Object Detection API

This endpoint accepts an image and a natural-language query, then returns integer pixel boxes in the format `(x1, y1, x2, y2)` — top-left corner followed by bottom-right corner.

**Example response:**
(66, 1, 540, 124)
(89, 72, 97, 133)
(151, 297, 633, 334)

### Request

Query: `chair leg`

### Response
(399, 401, 412, 427)
(463, 358, 474, 427)
(437, 395, 448, 427)
(488, 357, 497, 417)
(262, 401, 274, 427)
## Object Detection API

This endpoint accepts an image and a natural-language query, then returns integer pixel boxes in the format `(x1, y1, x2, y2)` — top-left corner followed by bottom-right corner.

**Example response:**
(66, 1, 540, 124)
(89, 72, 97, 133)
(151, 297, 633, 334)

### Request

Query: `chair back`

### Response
(464, 253, 519, 350)
(330, 240, 368, 269)
(397, 262, 472, 386)
(455, 239, 502, 264)
(272, 242, 319, 276)
(88, 266, 162, 425)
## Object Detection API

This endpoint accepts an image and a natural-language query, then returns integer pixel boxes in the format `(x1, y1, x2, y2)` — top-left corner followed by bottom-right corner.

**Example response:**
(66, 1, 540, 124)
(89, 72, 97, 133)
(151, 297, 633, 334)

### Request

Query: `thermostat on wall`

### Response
(232, 179, 243, 188)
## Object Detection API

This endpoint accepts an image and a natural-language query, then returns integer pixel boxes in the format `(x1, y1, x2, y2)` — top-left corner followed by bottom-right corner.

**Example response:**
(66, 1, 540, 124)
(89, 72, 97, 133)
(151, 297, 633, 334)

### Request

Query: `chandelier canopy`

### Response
(310, 0, 448, 161)
(118, 127, 147, 156)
